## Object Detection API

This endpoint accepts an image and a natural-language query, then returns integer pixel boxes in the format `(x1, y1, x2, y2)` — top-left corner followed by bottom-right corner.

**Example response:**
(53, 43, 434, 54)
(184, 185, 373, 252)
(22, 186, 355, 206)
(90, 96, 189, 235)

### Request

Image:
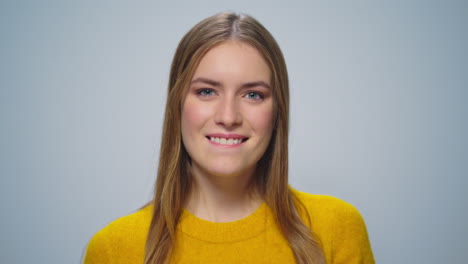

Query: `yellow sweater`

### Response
(84, 191, 374, 263)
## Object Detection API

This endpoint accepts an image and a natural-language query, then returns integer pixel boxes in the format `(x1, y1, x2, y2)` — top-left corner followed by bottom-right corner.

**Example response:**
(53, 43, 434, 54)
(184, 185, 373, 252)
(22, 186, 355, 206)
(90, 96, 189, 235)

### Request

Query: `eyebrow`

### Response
(191, 77, 222, 87)
(190, 77, 271, 90)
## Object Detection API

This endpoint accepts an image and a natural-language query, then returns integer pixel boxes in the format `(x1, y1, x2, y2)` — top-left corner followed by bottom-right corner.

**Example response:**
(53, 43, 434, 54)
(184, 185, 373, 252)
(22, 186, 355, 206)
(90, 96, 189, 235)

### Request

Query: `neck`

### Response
(185, 165, 263, 222)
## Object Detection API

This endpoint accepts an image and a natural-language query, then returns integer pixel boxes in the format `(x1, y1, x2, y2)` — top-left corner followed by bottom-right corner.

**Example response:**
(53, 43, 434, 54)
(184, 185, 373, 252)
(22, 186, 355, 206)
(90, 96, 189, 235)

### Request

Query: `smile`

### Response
(206, 135, 249, 146)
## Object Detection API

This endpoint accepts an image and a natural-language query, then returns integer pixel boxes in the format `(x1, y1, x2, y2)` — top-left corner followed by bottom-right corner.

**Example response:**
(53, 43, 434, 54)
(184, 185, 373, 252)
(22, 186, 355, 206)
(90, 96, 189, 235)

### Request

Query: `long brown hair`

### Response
(145, 12, 325, 264)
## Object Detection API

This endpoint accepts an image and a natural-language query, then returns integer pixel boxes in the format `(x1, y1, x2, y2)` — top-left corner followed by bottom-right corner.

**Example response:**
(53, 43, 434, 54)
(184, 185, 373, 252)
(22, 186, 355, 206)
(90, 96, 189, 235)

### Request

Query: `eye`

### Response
(244, 91, 264, 101)
(196, 88, 216, 97)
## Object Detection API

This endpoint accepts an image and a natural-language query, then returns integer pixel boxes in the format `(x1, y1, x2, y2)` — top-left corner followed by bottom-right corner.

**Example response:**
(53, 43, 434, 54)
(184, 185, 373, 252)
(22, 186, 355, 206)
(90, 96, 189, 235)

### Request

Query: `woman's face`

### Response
(181, 41, 274, 178)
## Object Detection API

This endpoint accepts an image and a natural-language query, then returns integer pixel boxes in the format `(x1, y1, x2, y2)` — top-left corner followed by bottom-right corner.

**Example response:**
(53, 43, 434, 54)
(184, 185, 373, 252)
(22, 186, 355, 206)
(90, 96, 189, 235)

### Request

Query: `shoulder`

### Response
(91, 204, 153, 241)
(292, 188, 361, 222)
(291, 188, 375, 263)
(291, 188, 367, 235)
(83, 204, 153, 263)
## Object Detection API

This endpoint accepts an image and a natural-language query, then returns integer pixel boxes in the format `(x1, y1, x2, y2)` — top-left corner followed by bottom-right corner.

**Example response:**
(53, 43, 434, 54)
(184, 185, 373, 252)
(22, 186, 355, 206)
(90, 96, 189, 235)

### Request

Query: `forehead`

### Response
(192, 41, 271, 83)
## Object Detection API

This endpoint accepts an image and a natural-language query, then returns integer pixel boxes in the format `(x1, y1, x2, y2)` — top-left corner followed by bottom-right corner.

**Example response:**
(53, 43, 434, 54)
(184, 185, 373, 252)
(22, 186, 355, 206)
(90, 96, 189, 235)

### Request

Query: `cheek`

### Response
(249, 105, 275, 136)
(181, 99, 210, 139)
(181, 103, 196, 141)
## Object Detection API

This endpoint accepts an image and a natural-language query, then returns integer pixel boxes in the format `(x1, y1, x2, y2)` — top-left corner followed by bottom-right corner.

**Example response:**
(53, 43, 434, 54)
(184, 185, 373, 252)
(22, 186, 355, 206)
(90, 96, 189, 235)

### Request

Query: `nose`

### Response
(214, 95, 242, 128)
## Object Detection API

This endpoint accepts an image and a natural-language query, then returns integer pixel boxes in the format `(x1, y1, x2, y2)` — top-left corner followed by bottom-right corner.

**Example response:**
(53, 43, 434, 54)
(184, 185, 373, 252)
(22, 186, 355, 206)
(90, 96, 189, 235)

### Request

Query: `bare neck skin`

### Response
(185, 165, 263, 223)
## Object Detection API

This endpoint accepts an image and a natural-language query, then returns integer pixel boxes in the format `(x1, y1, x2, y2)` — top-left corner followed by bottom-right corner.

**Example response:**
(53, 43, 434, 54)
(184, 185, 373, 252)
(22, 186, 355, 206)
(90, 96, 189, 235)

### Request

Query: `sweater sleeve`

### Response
(331, 201, 375, 264)
(83, 228, 112, 264)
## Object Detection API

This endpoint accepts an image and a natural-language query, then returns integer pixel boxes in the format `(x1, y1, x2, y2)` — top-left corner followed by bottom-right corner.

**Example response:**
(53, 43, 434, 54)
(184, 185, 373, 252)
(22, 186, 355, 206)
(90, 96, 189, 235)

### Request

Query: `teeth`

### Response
(209, 137, 244, 145)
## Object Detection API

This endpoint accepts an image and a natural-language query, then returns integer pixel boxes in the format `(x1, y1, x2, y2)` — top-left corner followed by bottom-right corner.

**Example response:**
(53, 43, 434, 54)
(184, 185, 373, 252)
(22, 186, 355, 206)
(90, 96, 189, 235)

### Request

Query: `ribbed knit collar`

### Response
(178, 202, 270, 243)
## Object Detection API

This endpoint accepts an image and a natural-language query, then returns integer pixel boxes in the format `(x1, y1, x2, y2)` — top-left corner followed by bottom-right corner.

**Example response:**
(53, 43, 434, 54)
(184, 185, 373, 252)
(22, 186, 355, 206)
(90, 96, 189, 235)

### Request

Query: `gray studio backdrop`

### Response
(1, 0, 467, 263)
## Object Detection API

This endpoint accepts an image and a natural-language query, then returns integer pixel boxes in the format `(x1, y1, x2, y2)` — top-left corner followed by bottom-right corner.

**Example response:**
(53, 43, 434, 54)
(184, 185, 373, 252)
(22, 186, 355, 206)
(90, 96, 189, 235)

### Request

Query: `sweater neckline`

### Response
(178, 202, 270, 243)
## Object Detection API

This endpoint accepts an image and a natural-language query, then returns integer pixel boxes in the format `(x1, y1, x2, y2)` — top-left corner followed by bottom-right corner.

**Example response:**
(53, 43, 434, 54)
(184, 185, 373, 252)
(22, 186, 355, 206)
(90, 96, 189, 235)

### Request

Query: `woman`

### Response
(84, 12, 374, 264)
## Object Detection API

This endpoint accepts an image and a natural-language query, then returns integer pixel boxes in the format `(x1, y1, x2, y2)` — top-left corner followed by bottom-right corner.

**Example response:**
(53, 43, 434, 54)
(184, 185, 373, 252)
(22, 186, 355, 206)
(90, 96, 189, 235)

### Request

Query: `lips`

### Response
(206, 134, 249, 146)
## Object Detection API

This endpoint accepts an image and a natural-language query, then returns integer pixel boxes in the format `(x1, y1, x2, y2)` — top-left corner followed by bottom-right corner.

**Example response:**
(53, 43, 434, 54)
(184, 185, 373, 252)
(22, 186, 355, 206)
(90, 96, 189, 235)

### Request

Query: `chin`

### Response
(201, 161, 256, 178)
(209, 167, 250, 178)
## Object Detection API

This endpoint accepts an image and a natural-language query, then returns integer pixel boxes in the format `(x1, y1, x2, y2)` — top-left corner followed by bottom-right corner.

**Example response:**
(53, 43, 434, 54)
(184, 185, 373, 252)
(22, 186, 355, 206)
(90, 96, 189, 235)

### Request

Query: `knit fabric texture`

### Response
(84, 190, 375, 263)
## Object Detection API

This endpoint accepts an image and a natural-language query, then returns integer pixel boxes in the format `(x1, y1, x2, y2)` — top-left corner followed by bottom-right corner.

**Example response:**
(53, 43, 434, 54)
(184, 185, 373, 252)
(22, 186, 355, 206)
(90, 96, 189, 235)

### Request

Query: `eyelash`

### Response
(195, 88, 264, 101)
(196, 88, 216, 97)
(244, 91, 264, 101)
